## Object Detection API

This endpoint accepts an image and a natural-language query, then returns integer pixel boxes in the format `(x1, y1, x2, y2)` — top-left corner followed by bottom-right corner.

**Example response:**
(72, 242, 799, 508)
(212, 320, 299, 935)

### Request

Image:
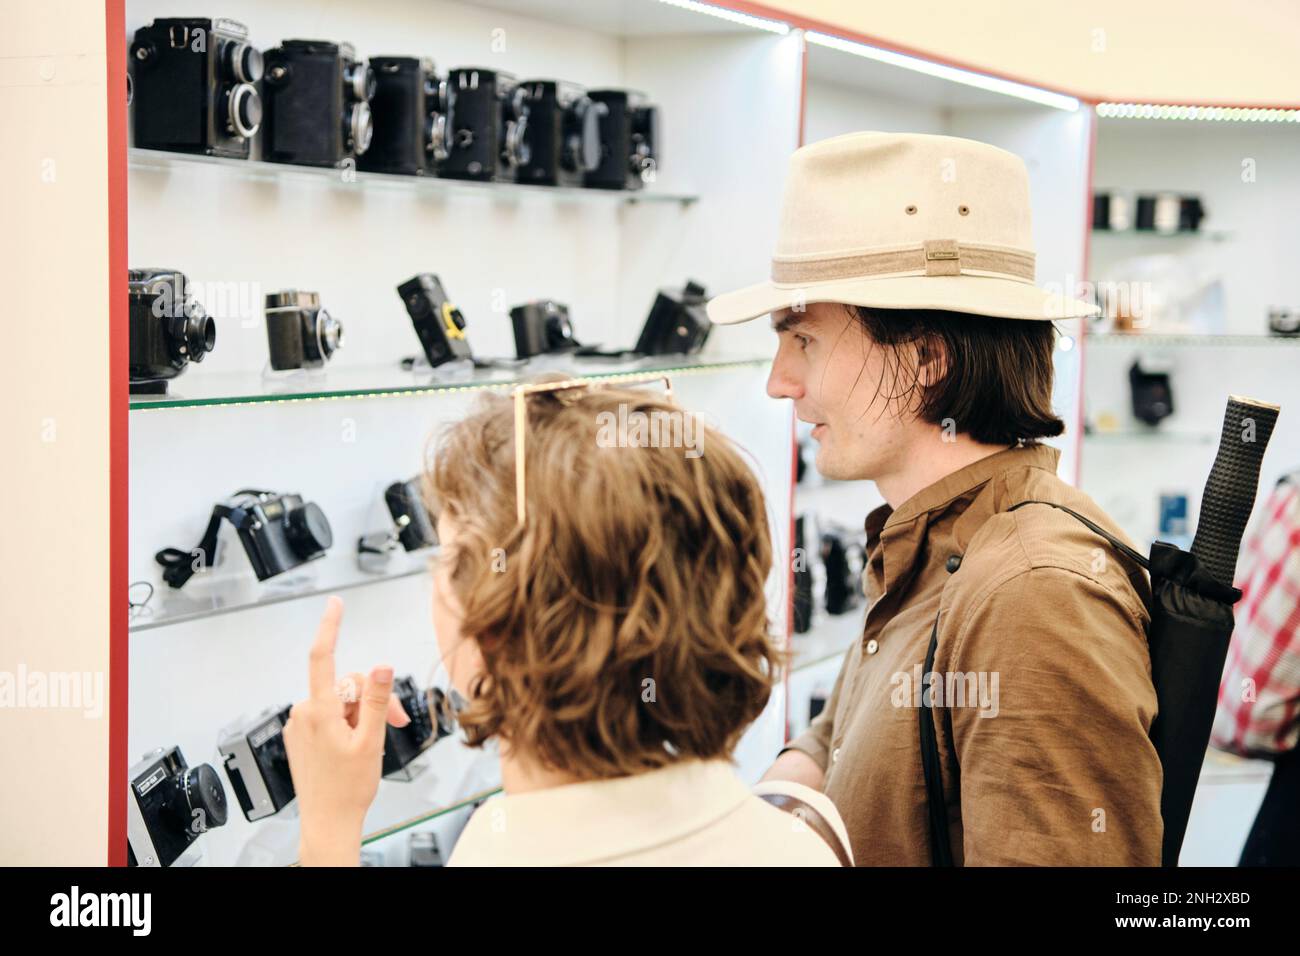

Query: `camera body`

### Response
(509, 300, 578, 358)
(127, 746, 229, 867)
(130, 17, 263, 159)
(397, 274, 473, 367)
(265, 290, 344, 371)
(383, 677, 454, 780)
(358, 57, 452, 176)
(262, 39, 374, 167)
(218, 705, 295, 822)
(633, 280, 711, 356)
(129, 268, 217, 394)
(227, 490, 333, 581)
(386, 479, 438, 551)
(585, 89, 658, 190)
(440, 68, 530, 182)
(516, 81, 604, 187)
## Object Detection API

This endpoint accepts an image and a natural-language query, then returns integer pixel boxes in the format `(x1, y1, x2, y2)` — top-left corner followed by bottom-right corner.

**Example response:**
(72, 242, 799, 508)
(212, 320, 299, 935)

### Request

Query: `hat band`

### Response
(770, 240, 1035, 284)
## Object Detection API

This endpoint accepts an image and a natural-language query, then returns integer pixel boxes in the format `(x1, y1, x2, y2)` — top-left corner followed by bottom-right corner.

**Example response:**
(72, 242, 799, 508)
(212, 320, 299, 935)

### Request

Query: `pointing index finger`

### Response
(309, 596, 344, 700)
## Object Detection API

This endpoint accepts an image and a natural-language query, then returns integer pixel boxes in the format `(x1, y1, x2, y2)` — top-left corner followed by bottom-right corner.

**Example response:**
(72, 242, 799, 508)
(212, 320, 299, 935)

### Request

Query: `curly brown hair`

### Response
(423, 381, 778, 779)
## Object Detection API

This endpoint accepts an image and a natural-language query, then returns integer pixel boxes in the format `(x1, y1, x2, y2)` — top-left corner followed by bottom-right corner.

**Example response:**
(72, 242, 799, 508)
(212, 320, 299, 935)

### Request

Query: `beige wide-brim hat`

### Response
(707, 131, 1098, 325)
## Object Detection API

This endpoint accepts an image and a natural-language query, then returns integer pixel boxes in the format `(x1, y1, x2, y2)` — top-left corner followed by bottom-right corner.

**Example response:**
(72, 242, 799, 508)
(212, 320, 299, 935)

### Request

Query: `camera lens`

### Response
(286, 502, 333, 557)
(348, 103, 373, 155)
(224, 83, 262, 139)
(166, 764, 228, 833)
(315, 309, 344, 360)
(225, 41, 263, 84)
(345, 61, 375, 102)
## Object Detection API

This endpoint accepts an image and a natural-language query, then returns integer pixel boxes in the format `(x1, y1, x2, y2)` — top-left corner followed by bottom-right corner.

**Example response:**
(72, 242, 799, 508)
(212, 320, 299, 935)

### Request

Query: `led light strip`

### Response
(655, 0, 790, 34)
(805, 31, 1079, 112)
(1097, 102, 1300, 123)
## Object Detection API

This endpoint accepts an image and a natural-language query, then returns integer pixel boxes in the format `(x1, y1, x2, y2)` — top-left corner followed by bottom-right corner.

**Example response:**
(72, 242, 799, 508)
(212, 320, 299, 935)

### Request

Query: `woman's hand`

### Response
(283, 595, 410, 866)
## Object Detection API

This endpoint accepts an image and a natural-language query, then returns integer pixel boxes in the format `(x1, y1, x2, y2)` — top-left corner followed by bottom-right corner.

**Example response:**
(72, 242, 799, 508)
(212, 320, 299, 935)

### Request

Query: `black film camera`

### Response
(586, 89, 657, 190)
(358, 478, 439, 571)
(218, 705, 295, 822)
(821, 530, 863, 616)
(398, 274, 473, 368)
(264, 290, 344, 371)
(358, 57, 452, 176)
(439, 68, 530, 182)
(509, 300, 579, 358)
(156, 489, 333, 588)
(130, 17, 263, 159)
(262, 39, 374, 167)
(793, 515, 813, 634)
(129, 268, 216, 394)
(516, 80, 605, 187)
(1129, 358, 1175, 426)
(633, 280, 711, 356)
(127, 746, 229, 867)
(383, 677, 455, 781)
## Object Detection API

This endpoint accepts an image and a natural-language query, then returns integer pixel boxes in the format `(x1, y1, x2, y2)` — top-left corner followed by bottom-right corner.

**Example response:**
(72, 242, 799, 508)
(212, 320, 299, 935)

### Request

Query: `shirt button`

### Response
(866, 639, 879, 655)
(946, 554, 963, 573)
(832, 747, 841, 763)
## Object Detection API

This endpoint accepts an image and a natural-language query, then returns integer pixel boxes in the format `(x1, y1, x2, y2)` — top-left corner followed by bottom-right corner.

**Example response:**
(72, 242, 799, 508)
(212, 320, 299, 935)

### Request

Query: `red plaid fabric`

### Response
(1212, 476, 1300, 757)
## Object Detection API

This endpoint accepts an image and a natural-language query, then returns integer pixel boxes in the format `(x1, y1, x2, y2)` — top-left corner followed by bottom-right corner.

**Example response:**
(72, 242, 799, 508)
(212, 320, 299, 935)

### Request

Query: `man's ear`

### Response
(914, 336, 949, 389)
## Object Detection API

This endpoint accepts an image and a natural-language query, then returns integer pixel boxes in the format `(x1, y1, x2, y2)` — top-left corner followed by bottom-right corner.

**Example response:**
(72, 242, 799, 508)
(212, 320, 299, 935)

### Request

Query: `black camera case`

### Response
(262, 39, 374, 167)
(516, 80, 604, 187)
(440, 67, 529, 182)
(127, 746, 228, 867)
(509, 300, 580, 358)
(130, 17, 263, 159)
(398, 274, 473, 367)
(357, 56, 451, 176)
(585, 89, 657, 190)
(129, 268, 217, 394)
(633, 280, 711, 356)
(264, 290, 344, 371)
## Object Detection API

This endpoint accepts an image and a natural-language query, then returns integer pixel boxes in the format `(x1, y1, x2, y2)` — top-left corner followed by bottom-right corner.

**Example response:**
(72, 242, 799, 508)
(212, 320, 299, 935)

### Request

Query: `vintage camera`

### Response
(585, 89, 657, 190)
(264, 290, 344, 371)
(509, 300, 580, 358)
(358, 478, 438, 571)
(130, 17, 263, 159)
(383, 677, 455, 781)
(1268, 307, 1300, 336)
(127, 746, 229, 867)
(262, 39, 374, 167)
(218, 705, 295, 822)
(793, 515, 813, 634)
(439, 68, 530, 182)
(358, 57, 452, 176)
(129, 268, 216, 394)
(633, 280, 711, 356)
(398, 274, 473, 368)
(156, 489, 333, 588)
(1129, 358, 1175, 426)
(516, 81, 605, 187)
(821, 531, 862, 616)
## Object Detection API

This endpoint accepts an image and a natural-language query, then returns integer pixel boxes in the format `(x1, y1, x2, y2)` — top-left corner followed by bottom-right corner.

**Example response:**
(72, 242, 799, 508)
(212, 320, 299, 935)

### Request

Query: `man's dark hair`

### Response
(847, 305, 1064, 445)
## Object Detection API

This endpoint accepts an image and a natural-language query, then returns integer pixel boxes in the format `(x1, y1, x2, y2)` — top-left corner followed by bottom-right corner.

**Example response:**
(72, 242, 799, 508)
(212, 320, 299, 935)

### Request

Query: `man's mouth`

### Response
(811, 423, 827, 440)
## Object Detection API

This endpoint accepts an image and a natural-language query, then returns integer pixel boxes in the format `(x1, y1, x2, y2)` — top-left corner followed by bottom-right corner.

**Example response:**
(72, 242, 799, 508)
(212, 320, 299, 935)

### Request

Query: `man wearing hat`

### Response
(710, 132, 1163, 865)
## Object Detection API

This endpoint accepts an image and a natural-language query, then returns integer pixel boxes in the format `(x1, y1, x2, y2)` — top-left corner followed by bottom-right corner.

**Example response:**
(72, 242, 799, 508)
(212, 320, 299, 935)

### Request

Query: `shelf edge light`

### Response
(656, 0, 790, 34)
(1096, 102, 1300, 123)
(805, 31, 1078, 112)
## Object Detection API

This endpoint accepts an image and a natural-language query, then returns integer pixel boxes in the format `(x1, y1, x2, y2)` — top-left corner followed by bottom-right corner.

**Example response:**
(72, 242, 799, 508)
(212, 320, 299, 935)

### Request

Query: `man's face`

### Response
(766, 301, 919, 481)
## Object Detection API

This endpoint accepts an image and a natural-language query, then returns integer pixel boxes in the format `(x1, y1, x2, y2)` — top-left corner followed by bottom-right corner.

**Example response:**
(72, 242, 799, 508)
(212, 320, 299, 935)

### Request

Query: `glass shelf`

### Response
(130, 354, 770, 411)
(1090, 228, 1233, 242)
(128, 547, 432, 632)
(129, 147, 699, 206)
(1086, 333, 1300, 347)
(358, 785, 502, 850)
(1083, 429, 1216, 445)
(789, 608, 863, 675)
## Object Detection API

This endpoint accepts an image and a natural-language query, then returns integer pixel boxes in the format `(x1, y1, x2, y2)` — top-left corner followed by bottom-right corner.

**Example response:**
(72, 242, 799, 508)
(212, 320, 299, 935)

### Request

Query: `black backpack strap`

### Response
(918, 498, 1149, 866)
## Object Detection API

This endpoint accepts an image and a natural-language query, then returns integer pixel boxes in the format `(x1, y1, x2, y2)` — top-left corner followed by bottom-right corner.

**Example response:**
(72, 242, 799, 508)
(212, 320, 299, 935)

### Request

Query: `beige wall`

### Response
(0, 0, 111, 864)
(763, 0, 1300, 105)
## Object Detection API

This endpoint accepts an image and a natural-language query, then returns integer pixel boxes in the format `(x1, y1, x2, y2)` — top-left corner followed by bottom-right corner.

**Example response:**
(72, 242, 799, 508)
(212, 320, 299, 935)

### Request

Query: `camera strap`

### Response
(155, 504, 236, 589)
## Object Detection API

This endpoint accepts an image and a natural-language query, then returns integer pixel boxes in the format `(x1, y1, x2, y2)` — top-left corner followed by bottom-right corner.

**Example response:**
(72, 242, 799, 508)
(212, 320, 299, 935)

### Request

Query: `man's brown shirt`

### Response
(787, 443, 1163, 865)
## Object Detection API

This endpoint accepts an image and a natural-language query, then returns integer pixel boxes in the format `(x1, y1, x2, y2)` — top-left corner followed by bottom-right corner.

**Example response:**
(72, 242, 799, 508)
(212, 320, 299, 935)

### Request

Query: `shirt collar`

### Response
(863, 443, 1062, 595)
(451, 758, 754, 866)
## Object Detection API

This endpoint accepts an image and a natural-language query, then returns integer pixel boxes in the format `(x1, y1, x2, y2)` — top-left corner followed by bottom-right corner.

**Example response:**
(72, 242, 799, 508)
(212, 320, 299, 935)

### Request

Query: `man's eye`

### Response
(795, 334, 811, 350)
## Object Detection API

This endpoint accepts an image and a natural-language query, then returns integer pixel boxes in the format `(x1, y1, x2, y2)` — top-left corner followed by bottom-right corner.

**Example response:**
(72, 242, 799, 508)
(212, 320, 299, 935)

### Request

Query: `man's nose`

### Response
(766, 349, 804, 401)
